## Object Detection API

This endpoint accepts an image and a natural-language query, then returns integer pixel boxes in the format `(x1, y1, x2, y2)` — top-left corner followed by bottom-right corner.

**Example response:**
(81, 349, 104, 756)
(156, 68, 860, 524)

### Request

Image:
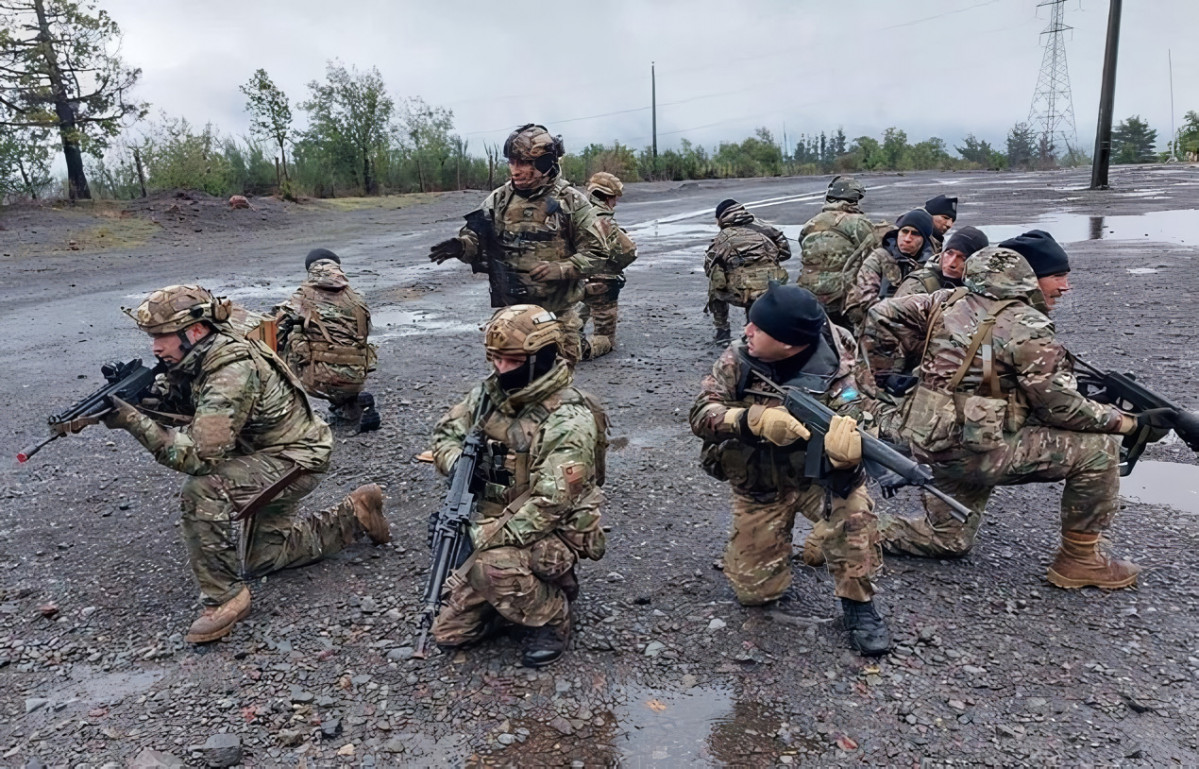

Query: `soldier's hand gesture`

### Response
(429, 238, 465, 264)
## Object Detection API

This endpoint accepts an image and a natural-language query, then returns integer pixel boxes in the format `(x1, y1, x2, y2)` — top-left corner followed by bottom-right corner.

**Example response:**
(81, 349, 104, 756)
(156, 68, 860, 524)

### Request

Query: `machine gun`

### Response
(1074, 358, 1199, 476)
(413, 396, 490, 659)
(463, 209, 530, 308)
(17, 358, 165, 463)
(748, 375, 973, 522)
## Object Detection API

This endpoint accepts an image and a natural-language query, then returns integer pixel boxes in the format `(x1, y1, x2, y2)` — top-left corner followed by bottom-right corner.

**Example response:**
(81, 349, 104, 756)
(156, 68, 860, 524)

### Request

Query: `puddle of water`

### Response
(1121, 460, 1199, 514)
(614, 685, 795, 766)
(370, 306, 479, 340)
(1126, 267, 1159, 275)
(982, 209, 1199, 246)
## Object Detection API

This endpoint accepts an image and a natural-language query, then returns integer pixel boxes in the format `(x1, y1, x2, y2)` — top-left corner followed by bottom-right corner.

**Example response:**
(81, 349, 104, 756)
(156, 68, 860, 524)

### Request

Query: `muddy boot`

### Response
(185, 586, 251, 644)
(521, 616, 571, 668)
(712, 327, 732, 346)
(357, 392, 381, 433)
(800, 532, 826, 567)
(587, 335, 613, 359)
(579, 337, 593, 361)
(1046, 530, 1139, 589)
(350, 483, 389, 544)
(840, 598, 892, 657)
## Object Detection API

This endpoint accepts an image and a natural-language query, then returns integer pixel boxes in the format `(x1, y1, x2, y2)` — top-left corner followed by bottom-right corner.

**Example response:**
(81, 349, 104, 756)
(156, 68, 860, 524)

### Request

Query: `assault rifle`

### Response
(1074, 358, 1199, 476)
(748, 376, 973, 522)
(17, 358, 164, 463)
(413, 396, 490, 659)
(463, 209, 529, 308)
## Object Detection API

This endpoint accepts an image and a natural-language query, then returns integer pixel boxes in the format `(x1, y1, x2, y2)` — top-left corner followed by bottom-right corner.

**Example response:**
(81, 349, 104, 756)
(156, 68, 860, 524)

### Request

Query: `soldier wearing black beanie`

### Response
(999, 229, 1070, 277)
(747, 285, 826, 347)
(305, 248, 341, 270)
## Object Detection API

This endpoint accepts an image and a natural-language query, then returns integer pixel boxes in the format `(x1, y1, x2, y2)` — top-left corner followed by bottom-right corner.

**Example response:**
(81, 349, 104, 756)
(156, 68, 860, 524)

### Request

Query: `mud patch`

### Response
(1121, 460, 1199, 514)
(371, 306, 479, 340)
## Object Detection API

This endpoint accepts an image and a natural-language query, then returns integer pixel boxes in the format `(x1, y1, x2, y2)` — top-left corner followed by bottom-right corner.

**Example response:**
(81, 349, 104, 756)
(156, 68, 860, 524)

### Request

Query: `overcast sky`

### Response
(103, 0, 1199, 157)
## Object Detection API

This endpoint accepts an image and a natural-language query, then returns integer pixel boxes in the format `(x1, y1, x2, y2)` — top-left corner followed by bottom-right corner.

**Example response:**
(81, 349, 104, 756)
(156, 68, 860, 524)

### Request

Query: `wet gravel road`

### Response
(2, 165, 1198, 767)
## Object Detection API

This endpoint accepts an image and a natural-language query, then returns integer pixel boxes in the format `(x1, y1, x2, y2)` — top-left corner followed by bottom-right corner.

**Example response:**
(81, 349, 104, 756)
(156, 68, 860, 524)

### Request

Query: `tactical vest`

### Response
(490, 180, 584, 305)
(290, 286, 375, 395)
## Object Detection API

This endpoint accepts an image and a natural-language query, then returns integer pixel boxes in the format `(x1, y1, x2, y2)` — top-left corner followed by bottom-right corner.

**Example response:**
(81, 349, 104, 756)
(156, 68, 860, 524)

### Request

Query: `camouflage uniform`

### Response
(705, 203, 791, 335)
(860, 247, 1128, 558)
(843, 232, 934, 332)
(690, 328, 879, 604)
(430, 347, 605, 647)
(893, 253, 961, 297)
(578, 176, 637, 359)
(274, 259, 376, 417)
(434, 127, 611, 366)
(797, 199, 878, 327)
(119, 328, 374, 606)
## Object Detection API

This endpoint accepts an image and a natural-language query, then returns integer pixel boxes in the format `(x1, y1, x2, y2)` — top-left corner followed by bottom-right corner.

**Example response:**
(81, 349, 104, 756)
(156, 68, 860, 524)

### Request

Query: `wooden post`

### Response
(133, 146, 147, 198)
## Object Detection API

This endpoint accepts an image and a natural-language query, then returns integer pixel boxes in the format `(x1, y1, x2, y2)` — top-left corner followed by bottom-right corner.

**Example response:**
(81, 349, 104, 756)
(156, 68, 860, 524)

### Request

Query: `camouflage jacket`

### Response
(704, 203, 791, 304)
(274, 260, 375, 398)
(894, 254, 961, 297)
(860, 247, 1124, 457)
(690, 326, 869, 495)
(123, 331, 333, 475)
(796, 200, 877, 312)
(587, 195, 637, 281)
(844, 234, 934, 330)
(457, 171, 610, 312)
(431, 360, 605, 554)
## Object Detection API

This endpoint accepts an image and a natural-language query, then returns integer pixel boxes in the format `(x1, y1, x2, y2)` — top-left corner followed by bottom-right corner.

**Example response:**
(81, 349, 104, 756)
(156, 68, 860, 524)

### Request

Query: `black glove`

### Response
(878, 373, 919, 397)
(429, 238, 465, 264)
(1137, 407, 1178, 430)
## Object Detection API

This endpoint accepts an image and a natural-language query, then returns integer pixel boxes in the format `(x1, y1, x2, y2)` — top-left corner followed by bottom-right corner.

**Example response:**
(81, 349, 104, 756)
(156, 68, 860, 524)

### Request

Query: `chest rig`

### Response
(473, 392, 565, 515)
(496, 185, 571, 271)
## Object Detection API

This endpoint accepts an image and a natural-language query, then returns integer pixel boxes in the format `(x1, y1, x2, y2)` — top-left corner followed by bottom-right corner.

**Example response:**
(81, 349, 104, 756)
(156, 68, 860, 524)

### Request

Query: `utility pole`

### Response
(1090, 0, 1122, 189)
(1169, 49, 1178, 160)
(651, 61, 658, 161)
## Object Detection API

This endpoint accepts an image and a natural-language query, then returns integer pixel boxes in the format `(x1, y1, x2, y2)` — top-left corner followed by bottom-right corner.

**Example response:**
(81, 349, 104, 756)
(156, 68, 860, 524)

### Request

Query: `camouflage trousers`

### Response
(432, 535, 576, 646)
(179, 453, 365, 606)
(725, 481, 879, 604)
(708, 292, 755, 333)
(878, 428, 1121, 558)
(578, 279, 621, 358)
(554, 305, 583, 367)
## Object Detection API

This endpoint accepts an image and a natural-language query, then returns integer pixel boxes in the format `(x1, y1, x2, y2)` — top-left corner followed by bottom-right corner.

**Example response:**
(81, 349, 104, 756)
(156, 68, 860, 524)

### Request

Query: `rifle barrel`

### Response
(17, 435, 56, 464)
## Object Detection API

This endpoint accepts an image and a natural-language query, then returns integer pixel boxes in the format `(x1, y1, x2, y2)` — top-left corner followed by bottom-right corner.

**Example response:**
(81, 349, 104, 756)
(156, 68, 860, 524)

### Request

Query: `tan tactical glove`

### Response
(102, 395, 141, 431)
(825, 414, 862, 469)
(429, 237, 465, 264)
(1116, 413, 1139, 435)
(725, 404, 811, 446)
(528, 261, 578, 282)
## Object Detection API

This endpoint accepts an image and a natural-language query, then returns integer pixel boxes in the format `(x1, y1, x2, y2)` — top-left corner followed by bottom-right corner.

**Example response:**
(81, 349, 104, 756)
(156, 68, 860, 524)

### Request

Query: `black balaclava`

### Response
(497, 345, 559, 392)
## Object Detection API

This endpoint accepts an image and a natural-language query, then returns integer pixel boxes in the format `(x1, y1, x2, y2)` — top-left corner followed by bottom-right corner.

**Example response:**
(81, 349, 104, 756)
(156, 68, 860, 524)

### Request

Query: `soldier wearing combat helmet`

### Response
(578, 172, 637, 360)
(428, 124, 612, 365)
(797, 175, 879, 329)
(430, 305, 608, 667)
(103, 285, 391, 643)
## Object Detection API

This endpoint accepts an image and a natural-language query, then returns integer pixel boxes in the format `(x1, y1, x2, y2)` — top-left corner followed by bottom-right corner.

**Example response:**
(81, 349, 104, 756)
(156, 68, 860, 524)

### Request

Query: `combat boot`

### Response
(357, 392, 381, 433)
(712, 327, 732, 346)
(556, 567, 580, 602)
(521, 616, 571, 668)
(1046, 530, 1139, 589)
(587, 335, 613, 359)
(840, 598, 892, 657)
(579, 338, 593, 361)
(350, 483, 390, 544)
(185, 586, 251, 644)
(800, 532, 825, 567)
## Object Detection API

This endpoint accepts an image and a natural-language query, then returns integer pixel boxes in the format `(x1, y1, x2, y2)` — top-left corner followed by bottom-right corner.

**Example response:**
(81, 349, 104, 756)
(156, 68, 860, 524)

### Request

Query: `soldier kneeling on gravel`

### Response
(860, 237, 1149, 589)
(705, 199, 792, 346)
(103, 285, 391, 643)
(430, 305, 608, 667)
(274, 248, 380, 432)
(690, 285, 892, 656)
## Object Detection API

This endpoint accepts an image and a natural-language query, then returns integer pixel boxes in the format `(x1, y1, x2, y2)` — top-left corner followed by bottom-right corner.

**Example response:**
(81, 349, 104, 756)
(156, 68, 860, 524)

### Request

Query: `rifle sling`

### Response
(231, 463, 307, 522)
(445, 489, 534, 587)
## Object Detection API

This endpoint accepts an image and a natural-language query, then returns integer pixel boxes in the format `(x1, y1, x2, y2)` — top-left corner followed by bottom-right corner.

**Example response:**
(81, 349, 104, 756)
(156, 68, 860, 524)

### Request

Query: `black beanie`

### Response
(999, 229, 1070, 277)
(895, 209, 935, 243)
(305, 248, 341, 270)
(715, 199, 739, 219)
(943, 225, 989, 256)
(924, 194, 958, 219)
(747, 285, 826, 346)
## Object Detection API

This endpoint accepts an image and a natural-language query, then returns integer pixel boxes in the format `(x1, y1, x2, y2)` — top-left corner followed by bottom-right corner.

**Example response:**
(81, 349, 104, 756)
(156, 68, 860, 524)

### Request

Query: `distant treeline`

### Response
(0, 0, 1193, 202)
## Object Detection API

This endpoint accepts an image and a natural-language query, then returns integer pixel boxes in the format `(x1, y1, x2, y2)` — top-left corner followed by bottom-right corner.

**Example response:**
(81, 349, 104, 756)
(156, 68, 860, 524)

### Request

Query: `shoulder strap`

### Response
(946, 298, 1020, 394)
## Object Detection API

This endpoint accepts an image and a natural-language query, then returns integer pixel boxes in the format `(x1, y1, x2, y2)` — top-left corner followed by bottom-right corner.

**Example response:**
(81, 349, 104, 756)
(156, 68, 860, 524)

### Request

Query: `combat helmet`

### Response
(484, 305, 564, 358)
(826, 175, 865, 203)
(130, 284, 232, 334)
(503, 124, 565, 173)
(587, 172, 624, 199)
